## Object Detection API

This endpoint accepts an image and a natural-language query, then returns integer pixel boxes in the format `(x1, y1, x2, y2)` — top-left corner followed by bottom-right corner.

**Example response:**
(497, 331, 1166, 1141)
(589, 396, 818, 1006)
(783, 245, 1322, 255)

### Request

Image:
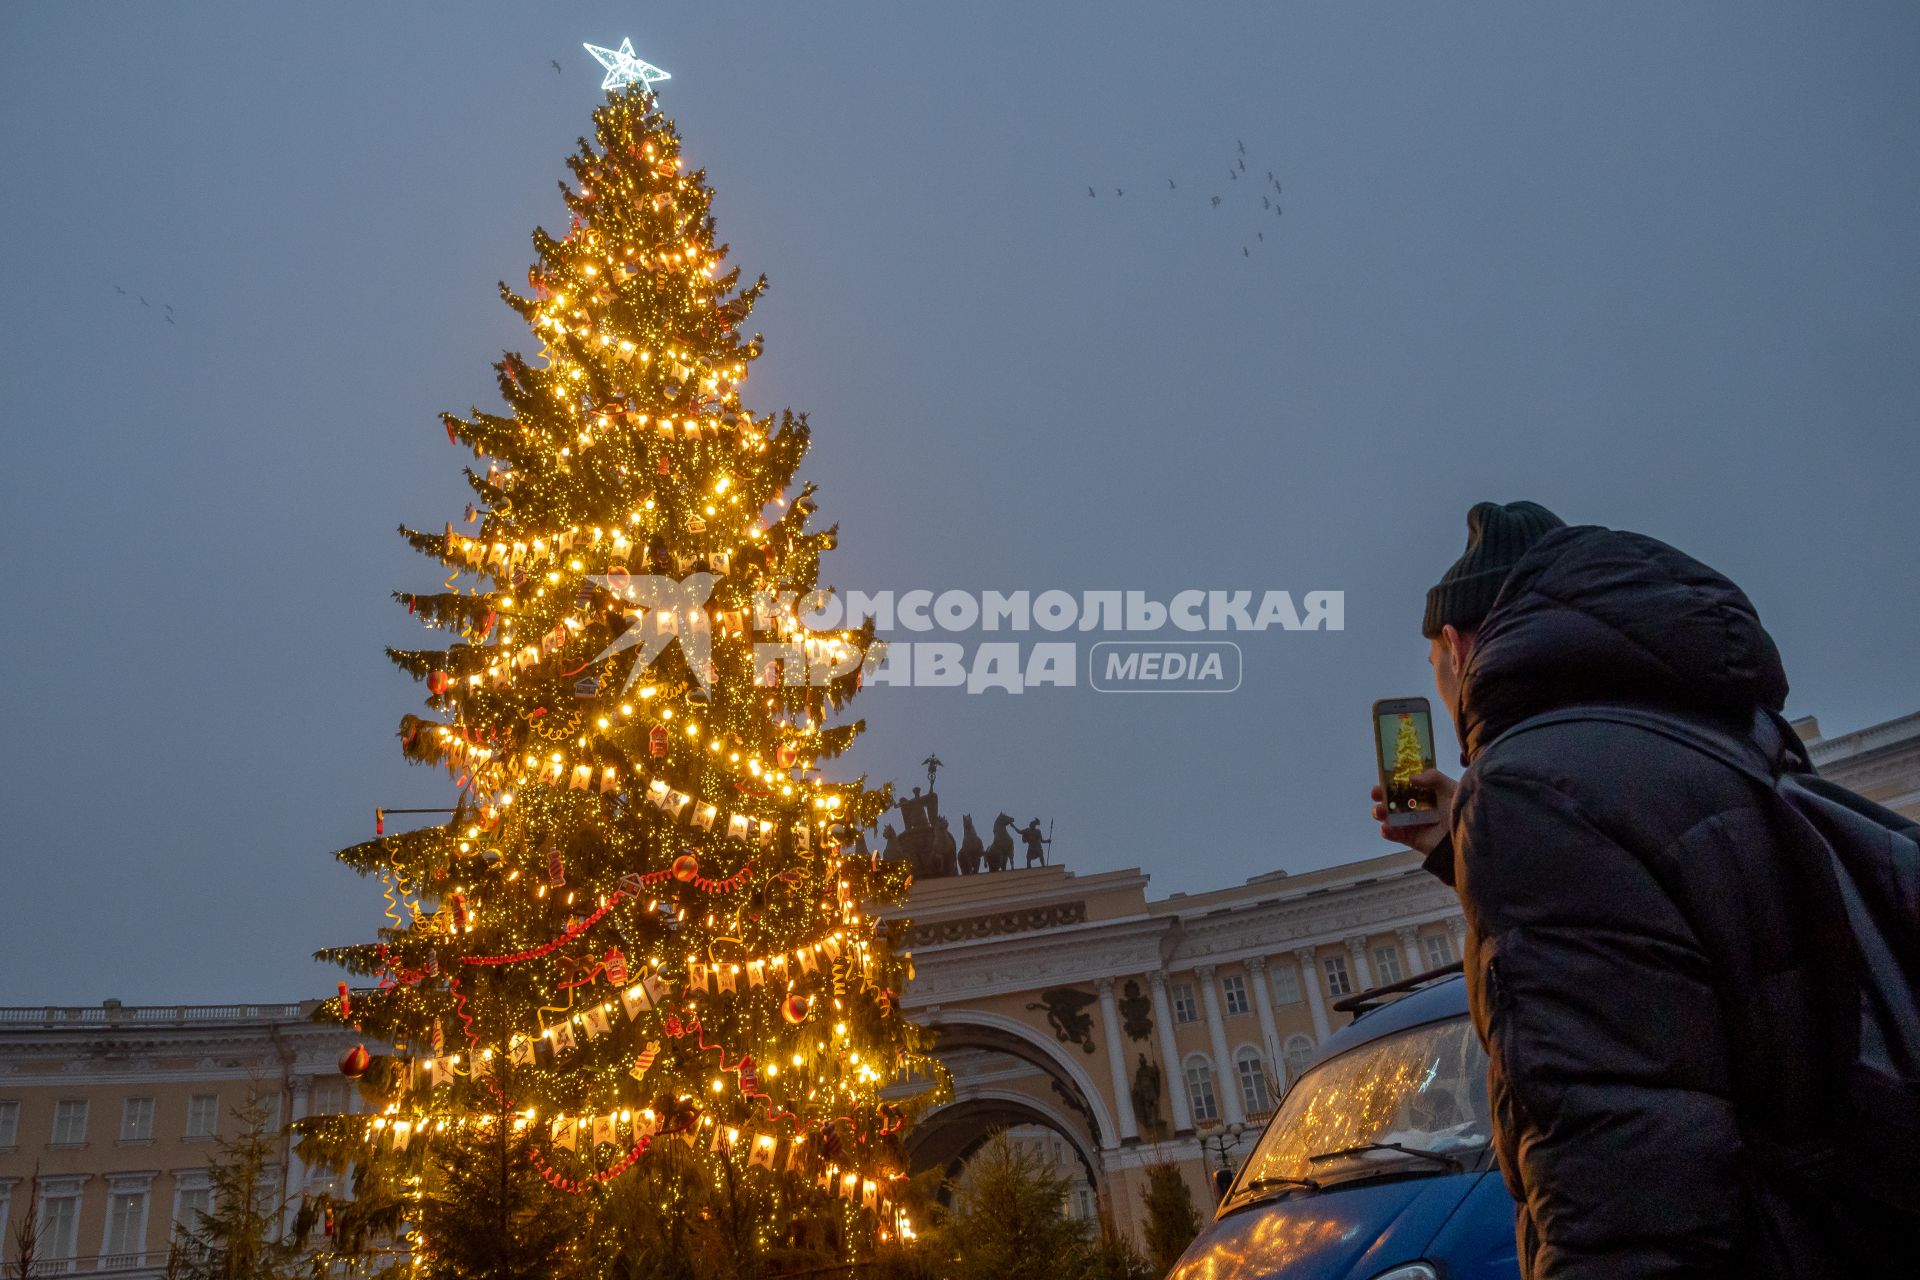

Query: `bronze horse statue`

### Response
(957, 815, 984, 874)
(986, 813, 1018, 872)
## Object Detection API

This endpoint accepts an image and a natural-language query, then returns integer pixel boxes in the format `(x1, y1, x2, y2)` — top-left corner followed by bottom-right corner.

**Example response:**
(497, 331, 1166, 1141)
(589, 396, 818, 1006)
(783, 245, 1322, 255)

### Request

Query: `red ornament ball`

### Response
(781, 993, 811, 1025)
(426, 670, 450, 696)
(338, 1044, 372, 1079)
(671, 854, 701, 883)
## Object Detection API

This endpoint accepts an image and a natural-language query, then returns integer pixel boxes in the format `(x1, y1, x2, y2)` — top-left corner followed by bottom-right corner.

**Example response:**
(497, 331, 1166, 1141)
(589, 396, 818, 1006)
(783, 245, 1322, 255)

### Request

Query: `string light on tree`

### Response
(294, 47, 944, 1276)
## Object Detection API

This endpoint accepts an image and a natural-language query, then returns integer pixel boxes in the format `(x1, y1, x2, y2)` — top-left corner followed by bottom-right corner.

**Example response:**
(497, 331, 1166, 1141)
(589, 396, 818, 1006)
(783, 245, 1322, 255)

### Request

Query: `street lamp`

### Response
(1203, 1121, 1249, 1200)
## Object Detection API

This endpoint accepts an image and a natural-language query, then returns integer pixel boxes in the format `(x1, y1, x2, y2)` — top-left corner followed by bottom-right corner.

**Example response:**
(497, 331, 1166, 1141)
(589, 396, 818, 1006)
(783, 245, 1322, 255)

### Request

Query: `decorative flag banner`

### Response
(582, 1006, 612, 1038)
(693, 803, 718, 832)
(795, 822, 811, 853)
(718, 966, 737, 994)
(787, 1136, 808, 1172)
(759, 820, 777, 850)
(687, 962, 710, 995)
(553, 1117, 578, 1152)
(746, 960, 765, 988)
(727, 813, 752, 841)
(862, 1179, 879, 1211)
(593, 1115, 616, 1148)
(841, 1172, 859, 1200)
(551, 1021, 579, 1054)
(749, 1133, 778, 1169)
(509, 1034, 534, 1066)
(648, 779, 673, 809)
(393, 1121, 413, 1151)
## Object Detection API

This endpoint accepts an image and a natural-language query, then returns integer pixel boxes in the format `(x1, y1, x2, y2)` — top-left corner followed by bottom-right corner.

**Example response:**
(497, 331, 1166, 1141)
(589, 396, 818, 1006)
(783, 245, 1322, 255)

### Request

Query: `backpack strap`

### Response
(1485, 703, 1784, 785)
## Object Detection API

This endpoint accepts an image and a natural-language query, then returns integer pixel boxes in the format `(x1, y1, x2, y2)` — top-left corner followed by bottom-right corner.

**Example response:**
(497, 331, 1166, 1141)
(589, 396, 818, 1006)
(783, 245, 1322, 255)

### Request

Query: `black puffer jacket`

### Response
(1437, 524, 1900, 1278)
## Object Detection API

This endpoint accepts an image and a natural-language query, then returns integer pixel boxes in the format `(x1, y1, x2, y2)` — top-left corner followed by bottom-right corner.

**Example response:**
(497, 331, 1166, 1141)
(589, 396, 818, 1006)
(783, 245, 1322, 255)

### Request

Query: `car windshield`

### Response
(1228, 1014, 1490, 1204)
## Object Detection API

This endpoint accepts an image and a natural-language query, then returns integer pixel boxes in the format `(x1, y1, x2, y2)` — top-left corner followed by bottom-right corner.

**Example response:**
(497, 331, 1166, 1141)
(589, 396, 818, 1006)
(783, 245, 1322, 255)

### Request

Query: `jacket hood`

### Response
(1455, 525, 1789, 761)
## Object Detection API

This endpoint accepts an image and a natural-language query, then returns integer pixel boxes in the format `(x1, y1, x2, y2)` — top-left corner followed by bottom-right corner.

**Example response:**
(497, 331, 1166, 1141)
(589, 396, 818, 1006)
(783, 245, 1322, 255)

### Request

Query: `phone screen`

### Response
(1377, 705, 1438, 819)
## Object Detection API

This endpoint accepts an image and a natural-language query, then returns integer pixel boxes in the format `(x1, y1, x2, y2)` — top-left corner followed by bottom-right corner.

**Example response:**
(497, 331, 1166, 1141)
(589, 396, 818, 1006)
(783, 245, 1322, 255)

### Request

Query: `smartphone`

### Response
(1373, 697, 1441, 826)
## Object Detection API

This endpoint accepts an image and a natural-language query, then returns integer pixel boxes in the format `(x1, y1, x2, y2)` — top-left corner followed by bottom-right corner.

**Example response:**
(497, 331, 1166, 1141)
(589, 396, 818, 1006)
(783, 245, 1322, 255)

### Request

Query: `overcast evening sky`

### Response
(2, 2, 1916, 1005)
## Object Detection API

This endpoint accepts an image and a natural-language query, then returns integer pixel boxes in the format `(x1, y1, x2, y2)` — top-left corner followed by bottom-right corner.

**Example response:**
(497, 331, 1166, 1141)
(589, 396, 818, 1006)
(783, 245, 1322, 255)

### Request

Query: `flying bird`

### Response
(1237, 139, 1246, 154)
(1263, 196, 1270, 209)
(137, 295, 149, 307)
(1115, 187, 1123, 196)
(1167, 178, 1175, 189)
(165, 314, 175, 326)
(1243, 247, 1250, 257)
(1238, 157, 1246, 172)
(1211, 195, 1221, 207)
(114, 284, 126, 295)
(550, 59, 563, 74)
(1257, 231, 1264, 242)
(1229, 169, 1237, 180)
(163, 303, 173, 315)
(1088, 186, 1096, 197)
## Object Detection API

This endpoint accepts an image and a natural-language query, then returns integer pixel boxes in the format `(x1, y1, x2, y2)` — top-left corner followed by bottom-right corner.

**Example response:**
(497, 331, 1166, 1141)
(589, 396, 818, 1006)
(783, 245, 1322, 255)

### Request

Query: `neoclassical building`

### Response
(884, 846, 1465, 1232)
(0, 1001, 357, 1279)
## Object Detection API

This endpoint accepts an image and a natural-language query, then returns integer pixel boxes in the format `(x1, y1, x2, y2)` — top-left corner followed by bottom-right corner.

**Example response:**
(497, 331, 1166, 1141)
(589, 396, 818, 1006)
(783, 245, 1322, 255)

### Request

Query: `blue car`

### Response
(1169, 970, 1518, 1280)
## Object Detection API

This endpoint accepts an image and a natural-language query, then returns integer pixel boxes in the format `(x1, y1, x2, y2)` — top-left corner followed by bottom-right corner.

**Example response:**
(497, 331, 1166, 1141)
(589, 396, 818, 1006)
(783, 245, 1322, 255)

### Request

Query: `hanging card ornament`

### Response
(569, 764, 593, 790)
(758, 820, 777, 850)
(593, 1114, 616, 1147)
(582, 1006, 612, 1038)
(692, 803, 718, 832)
(551, 1020, 579, 1055)
(600, 765, 619, 793)
(749, 1132, 777, 1169)
(727, 813, 752, 841)
(553, 1117, 578, 1151)
(718, 966, 737, 995)
(793, 821, 811, 853)
(648, 779, 673, 809)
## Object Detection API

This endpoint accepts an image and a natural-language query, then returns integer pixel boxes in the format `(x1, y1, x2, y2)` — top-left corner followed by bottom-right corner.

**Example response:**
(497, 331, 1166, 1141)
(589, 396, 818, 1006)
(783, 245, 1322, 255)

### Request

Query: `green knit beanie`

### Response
(1422, 500, 1566, 638)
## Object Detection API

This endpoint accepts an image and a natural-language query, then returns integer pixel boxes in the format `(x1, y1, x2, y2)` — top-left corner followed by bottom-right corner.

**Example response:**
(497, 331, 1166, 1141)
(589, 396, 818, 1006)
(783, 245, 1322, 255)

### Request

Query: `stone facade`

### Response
(0, 1002, 360, 1279)
(882, 848, 1465, 1237)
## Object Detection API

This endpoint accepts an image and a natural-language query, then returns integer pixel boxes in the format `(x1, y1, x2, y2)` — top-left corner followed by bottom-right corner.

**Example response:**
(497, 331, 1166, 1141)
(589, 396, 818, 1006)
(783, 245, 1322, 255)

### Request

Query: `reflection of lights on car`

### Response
(1226, 1017, 1491, 1207)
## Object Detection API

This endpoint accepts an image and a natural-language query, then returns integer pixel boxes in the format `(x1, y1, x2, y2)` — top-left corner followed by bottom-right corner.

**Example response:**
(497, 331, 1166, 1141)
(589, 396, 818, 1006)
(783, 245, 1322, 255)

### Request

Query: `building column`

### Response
(1345, 936, 1375, 992)
(1148, 971, 1194, 1135)
(1194, 965, 1245, 1125)
(1397, 926, 1426, 979)
(1449, 916, 1468, 961)
(1294, 947, 1332, 1042)
(1245, 956, 1283, 1082)
(283, 1074, 312, 1227)
(1096, 978, 1139, 1143)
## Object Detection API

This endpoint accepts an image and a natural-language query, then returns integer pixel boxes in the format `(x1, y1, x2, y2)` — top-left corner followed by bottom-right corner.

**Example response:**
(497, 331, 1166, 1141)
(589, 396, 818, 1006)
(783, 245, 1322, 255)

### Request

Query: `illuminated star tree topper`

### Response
(583, 37, 671, 92)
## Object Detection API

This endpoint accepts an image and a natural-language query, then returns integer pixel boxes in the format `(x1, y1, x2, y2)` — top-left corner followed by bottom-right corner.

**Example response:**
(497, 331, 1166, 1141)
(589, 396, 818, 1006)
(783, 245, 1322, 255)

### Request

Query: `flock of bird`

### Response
(113, 284, 175, 326)
(1086, 138, 1286, 259)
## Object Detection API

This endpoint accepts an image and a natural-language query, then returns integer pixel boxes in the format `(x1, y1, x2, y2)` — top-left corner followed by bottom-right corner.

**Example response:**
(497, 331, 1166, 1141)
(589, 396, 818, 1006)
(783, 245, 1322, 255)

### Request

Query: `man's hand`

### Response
(1370, 770, 1457, 856)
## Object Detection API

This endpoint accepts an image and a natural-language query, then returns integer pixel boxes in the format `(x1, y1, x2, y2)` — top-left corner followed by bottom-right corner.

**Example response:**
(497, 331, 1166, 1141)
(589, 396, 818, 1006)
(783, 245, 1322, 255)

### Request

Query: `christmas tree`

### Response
(298, 61, 937, 1275)
(1390, 714, 1426, 789)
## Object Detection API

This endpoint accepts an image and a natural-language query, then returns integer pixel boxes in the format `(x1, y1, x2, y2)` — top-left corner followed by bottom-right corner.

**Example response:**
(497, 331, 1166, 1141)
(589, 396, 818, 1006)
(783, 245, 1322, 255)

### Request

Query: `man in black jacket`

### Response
(1371, 500, 1891, 1278)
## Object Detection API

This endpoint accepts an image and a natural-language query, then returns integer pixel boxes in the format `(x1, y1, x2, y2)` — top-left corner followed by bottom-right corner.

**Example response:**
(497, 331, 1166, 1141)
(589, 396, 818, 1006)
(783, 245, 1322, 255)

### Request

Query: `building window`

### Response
(174, 1184, 212, 1232)
(1234, 1048, 1272, 1114)
(1373, 946, 1404, 985)
(104, 1188, 148, 1258)
(259, 1092, 282, 1134)
(1221, 974, 1251, 1016)
(1184, 1057, 1219, 1124)
(1425, 933, 1454, 968)
(186, 1093, 220, 1139)
(1269, 961, 1301, 1005)
(122, 1097, 155, 1143)
(312, 1079, 349, 1116)
(1171, 982, 1198, 1024)
(38, 1189, 82, 1262)
(51, 1099, 88, 1146)
(1322, 955, 1351, 997)
(1283, 1035, 1317, 1081)
(0, 1099, 18, 1147)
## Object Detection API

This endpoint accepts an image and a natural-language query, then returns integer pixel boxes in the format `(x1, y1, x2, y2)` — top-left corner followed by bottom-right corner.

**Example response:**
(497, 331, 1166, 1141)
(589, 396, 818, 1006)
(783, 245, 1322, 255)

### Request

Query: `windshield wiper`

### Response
(1307, 1141, 1464, 1172)
(1239, 1174, 1322, 1194)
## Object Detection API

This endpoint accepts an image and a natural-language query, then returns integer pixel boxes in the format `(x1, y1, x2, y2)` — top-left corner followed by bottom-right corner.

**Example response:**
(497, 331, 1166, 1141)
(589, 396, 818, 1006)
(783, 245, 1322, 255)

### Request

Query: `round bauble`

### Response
(781, 993, 811, 1024)
(339, 1044, 372, 1078)
(426, 670, 450, 696)
(671, 854, 700, 883)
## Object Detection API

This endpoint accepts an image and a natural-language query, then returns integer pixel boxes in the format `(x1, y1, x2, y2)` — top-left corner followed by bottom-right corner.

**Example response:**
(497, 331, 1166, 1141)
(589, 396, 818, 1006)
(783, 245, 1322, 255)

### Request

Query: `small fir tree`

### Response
(176, 1090, 298, 1280)
(1139, 1162, 1202, 1275)
(942, 1133, 1090, 1280)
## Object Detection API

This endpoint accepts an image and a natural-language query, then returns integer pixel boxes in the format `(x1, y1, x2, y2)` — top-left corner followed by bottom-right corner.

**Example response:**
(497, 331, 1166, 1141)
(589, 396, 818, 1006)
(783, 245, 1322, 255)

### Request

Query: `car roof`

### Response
(1313, 972, 1469, 1062)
